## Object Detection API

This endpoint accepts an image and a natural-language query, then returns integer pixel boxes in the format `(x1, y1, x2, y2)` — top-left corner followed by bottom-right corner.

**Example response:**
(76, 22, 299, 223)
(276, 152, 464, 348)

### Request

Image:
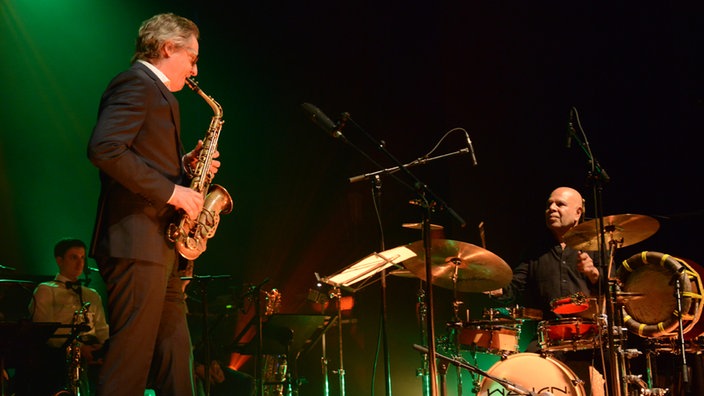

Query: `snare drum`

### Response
(479, 353, 586, 396)
(538, 317, 600, 352)
(458, 323, 520, 356)
(551, 292, 591, 315)
(617, 251, 704, 338)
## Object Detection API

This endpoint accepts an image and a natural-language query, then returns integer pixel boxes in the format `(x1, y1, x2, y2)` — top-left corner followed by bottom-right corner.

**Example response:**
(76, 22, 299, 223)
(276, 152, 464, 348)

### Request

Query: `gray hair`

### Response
(132, 13, 199, 63)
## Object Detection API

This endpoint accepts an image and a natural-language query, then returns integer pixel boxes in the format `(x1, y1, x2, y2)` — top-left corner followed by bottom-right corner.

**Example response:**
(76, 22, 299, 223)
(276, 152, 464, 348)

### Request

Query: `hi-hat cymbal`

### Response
(402, 223, 444, 230)
(403, 239, 512, 293)
(563, 214, 660, 251)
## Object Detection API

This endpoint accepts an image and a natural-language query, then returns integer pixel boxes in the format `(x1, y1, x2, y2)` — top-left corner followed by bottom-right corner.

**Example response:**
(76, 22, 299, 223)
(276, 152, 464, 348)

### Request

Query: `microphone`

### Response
(301, 103, 346, 138)
(566, 107, 576, 148)
(465, 132, 478, 166)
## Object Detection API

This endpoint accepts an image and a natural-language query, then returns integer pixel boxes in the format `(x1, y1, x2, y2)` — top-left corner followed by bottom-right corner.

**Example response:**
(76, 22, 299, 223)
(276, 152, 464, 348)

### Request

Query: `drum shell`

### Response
(538, 318, 600, 352)
(617, 251, 703, 338)
(479, 352, 586, 396)
(458, 325, 519, 355)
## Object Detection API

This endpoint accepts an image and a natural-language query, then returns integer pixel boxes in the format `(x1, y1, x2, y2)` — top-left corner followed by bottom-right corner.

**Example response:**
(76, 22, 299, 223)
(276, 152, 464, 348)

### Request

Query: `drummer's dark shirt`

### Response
(498, 244, 599, 320)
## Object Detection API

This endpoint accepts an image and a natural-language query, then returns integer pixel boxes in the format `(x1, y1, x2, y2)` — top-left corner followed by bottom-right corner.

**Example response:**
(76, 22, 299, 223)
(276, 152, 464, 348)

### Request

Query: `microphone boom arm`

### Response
(348, 148, 470, 184)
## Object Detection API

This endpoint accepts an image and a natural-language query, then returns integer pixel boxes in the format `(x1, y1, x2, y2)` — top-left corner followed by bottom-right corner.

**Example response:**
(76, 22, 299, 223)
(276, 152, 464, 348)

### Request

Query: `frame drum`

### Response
(616, 251, 703, 338)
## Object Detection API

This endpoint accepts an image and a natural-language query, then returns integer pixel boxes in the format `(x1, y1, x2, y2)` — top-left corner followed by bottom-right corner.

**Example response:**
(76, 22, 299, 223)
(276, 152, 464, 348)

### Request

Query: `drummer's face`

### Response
(545, 188, 582, 234)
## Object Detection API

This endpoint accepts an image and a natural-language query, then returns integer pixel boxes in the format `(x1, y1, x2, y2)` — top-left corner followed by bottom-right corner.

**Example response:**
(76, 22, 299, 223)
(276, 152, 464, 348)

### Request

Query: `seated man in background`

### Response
(20, 238, 109, 396)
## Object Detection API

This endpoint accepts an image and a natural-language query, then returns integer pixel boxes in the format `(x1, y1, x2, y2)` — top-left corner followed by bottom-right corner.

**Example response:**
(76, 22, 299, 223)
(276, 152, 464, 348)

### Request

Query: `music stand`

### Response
(318, 245, 417, 292)
(314, 245, 417, 396)
(237, 314, 332, 393)
(0, 320, 61, 396)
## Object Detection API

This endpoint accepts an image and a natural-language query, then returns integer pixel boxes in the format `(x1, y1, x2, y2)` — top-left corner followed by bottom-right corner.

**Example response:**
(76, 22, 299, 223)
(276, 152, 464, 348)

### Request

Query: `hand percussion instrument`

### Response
(616, 251, 703, 338)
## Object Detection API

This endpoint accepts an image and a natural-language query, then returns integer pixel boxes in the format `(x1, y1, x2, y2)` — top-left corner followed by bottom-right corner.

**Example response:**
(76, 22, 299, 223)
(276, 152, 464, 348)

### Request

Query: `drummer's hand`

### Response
(576, 251, 599, 284)
(484, 288, 503, 297)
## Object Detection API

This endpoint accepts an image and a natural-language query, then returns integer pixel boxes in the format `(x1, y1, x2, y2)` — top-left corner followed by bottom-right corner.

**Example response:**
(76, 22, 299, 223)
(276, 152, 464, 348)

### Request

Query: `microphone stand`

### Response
(329, 115, 466, 396)
(349, 148, 470, 184)
(369, 175, 393, 396)
(567, 107, 622, 396)
(673, 269, 690, 393)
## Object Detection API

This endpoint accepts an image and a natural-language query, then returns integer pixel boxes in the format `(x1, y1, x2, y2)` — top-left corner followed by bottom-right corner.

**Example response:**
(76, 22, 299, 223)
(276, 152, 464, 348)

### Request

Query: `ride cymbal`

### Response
(562, 214, 659, 251)
(403, 239, 512, 293)
(402, 222, 444, 230)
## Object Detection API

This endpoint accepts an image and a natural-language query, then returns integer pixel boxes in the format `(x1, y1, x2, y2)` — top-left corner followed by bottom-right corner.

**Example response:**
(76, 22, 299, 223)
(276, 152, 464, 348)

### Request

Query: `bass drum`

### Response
(478, 353, 585, 396)
(616, 251, 703, 338)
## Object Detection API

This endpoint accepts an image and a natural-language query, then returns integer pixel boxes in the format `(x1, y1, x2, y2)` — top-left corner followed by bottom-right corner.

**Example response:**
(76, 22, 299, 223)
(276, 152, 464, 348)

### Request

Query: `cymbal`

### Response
(403, 239, 512, 293)
(562, 214, 660, 251)
(0, 279, 35, 286)
(402, 222, 444, 230)
(457, 318, 520, 327)
(387, 268, 417, 278)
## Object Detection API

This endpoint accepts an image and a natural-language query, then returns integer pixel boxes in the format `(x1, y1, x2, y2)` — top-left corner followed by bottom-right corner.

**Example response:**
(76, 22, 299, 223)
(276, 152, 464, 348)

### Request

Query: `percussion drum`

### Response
(616, 251, 703, 338)
(538, 318, 600, 352)
(458, 321, 520, 356)
(551, 292, 591, 315)
(478, 353, 586, 396)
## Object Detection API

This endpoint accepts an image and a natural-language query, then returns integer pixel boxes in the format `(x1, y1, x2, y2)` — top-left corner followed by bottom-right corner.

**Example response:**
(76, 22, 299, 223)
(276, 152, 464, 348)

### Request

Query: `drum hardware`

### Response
(403, 239, 512, 293)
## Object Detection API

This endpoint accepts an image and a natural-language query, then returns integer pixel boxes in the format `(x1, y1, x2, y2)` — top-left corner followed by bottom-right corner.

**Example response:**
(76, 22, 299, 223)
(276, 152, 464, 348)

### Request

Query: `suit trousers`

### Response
(97, 256, 195, 396)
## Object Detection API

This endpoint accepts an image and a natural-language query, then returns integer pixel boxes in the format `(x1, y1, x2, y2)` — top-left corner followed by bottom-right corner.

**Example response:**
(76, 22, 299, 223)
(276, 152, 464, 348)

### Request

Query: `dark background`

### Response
(1, 1, 702, 395)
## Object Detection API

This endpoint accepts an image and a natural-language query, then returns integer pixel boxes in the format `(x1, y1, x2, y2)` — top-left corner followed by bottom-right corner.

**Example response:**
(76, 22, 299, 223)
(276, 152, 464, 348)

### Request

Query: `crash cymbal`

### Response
(402, 222, 444, 230)
(388, 268, 417, 278)
(563, 214, 659, 251)
(0, 279, 35, 286)
(403, 239, 512, 293)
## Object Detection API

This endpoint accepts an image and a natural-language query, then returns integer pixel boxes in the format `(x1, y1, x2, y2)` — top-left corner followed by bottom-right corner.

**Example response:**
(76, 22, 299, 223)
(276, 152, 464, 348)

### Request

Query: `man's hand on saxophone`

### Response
(183, 139, 221, 177)
(168, 186, 204, 220)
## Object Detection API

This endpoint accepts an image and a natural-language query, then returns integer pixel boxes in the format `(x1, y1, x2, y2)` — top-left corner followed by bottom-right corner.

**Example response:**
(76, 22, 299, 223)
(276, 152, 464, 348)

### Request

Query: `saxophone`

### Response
(262, 289, 288, 396)
(168, 77, 233, 260)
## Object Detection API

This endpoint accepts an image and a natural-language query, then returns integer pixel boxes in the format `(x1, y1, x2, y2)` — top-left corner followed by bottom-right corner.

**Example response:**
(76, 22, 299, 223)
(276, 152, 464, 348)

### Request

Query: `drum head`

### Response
(479, 352, 585, 396)
(617, 251, 702, 337)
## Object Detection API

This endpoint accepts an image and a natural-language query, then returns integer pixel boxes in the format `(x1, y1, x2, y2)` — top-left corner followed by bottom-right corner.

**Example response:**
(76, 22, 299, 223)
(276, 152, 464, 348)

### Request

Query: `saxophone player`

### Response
(87, 13, 220, 396)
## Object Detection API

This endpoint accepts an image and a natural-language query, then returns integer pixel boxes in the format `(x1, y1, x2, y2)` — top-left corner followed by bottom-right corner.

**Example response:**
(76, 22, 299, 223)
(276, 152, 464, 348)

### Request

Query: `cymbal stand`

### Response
(447, 260, 464, 396)
(329, 287, 346, 396)
(415, 286, 431, 396)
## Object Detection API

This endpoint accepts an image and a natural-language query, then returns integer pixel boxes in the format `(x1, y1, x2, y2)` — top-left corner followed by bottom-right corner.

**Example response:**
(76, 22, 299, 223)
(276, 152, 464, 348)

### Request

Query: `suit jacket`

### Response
(88, 62, 186, 264)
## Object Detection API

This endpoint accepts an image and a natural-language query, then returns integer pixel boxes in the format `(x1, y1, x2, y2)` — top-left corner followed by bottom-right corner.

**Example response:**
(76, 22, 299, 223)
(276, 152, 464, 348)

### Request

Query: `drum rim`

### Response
(617, 251, 703, 338)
